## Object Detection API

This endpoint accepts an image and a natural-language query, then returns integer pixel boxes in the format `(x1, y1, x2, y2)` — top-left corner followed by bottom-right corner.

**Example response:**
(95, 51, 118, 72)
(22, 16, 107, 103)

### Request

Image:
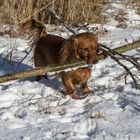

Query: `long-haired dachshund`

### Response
(21, 19, 99, 99)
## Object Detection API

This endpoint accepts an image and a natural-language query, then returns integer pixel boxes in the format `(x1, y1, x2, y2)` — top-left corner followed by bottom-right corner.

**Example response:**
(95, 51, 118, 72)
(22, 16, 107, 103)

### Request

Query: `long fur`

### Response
(59, 35, 78, 64)
(21, 19, 98, 99)
(21, 19, 47, 47)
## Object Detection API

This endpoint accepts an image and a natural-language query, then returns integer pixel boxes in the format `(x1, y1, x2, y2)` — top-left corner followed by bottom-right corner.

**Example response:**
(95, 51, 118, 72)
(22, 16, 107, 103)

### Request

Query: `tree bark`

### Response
(0, 40, 140, 83)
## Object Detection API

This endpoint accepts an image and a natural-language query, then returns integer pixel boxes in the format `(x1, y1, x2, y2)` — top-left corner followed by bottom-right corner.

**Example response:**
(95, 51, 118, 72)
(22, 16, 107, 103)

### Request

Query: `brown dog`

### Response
(21, 19, 98, 99)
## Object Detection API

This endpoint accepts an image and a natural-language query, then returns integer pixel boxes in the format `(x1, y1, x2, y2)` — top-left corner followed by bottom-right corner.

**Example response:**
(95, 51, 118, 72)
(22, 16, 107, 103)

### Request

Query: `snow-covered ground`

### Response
(0, 1, 140, 140)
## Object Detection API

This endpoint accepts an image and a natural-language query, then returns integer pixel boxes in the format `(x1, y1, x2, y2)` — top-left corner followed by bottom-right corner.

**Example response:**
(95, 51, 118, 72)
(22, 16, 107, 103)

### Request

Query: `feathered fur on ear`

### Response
(59, 36, 79, 64)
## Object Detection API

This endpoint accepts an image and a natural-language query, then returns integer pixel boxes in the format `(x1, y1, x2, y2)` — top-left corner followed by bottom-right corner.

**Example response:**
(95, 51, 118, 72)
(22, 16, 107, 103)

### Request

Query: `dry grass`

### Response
(135, 0, 140, 14)
(0, 0, 105, 26)
(115, 9, 128, 28)
(0, 0, 108, 37)
(124, 0, 140, 15)
(1, 0, 139, 36)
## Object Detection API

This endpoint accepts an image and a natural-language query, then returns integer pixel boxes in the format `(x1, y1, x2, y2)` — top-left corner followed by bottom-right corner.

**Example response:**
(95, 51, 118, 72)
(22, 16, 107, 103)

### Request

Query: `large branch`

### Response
(0, 40, 140, 83)
(0, 61, 85, 83)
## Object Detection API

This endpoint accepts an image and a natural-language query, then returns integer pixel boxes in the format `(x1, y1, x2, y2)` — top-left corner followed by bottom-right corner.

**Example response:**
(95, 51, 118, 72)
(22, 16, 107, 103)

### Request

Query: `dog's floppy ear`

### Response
(59, 35, 79, 64)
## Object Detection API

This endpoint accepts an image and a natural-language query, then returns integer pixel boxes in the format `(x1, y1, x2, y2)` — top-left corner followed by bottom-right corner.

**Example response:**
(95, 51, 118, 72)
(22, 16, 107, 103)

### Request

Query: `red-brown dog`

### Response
(21, 19, 98, 99)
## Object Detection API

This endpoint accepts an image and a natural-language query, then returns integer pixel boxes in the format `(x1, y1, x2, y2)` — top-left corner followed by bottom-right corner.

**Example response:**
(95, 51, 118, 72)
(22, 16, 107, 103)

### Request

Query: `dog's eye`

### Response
(83, 48, 89, 53)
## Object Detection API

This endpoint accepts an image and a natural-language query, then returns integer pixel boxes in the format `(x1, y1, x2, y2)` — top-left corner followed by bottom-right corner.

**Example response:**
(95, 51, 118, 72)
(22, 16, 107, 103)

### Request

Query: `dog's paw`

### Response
(71, 94, 88, 100)
(79, 94, 88, 99)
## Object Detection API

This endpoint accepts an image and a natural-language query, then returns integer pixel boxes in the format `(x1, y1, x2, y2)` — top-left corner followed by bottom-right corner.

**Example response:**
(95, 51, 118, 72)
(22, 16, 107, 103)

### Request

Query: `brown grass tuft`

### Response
(0, 0, 105, 26)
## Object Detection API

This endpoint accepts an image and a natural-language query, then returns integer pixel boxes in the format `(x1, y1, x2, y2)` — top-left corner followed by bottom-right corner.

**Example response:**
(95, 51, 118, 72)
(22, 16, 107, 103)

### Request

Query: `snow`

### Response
(0, 1, 140, 140)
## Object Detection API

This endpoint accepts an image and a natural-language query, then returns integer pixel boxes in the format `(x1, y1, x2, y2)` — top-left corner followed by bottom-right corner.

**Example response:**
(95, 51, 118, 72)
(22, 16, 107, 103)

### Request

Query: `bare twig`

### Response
(48, 8, 77, 34)
(17, 2, 54, 25)
(100, 43, 140, 69)
(99, 44, 140, 88)
(14, 47, 33, 69)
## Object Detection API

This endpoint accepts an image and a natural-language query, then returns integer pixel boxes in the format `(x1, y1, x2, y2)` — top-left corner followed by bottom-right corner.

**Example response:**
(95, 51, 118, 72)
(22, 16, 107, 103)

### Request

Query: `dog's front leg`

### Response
(69, 91, 88, 99)
(63, 80, 88, 99)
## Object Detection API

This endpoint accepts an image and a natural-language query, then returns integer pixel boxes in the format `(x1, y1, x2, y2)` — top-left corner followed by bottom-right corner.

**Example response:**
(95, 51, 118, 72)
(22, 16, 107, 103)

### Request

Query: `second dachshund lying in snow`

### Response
(21, 19, 99, 99)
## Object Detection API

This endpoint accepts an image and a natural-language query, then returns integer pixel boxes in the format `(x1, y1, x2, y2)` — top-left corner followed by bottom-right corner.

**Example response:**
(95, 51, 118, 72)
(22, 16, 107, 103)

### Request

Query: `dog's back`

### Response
(34, 34, 65, 67)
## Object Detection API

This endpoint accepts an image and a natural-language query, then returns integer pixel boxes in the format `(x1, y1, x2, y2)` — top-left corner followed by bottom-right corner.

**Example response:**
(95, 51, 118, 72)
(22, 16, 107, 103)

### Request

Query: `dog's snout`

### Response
(86, 54, 98, 64)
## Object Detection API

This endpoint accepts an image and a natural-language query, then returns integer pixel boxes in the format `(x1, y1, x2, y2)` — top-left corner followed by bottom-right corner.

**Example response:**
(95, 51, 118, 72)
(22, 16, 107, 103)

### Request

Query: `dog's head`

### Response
(60, 32, 98, 64)
(75, 32, 99, 64)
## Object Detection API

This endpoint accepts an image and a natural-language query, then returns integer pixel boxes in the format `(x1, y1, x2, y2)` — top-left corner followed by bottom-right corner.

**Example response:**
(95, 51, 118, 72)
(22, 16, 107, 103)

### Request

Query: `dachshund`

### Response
(21, 19, 99, 99)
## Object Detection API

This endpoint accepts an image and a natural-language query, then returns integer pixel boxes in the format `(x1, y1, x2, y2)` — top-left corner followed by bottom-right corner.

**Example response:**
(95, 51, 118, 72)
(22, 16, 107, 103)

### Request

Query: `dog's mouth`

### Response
(86, 59, 98, 65)
(79, 55, 98, 65)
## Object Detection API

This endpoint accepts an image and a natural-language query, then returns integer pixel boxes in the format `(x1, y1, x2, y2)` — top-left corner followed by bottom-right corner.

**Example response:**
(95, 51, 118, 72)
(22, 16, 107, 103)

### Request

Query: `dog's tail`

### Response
(20, 19, 47, 47)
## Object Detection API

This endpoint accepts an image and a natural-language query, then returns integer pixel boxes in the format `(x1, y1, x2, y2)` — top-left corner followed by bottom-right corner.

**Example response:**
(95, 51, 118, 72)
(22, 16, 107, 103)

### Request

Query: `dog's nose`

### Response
(87, 57, 98, 65)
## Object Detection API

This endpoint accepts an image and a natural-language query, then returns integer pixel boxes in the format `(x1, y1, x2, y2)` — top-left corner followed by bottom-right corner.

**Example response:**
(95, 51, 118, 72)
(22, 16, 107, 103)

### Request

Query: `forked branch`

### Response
(99, 43, 140, 88)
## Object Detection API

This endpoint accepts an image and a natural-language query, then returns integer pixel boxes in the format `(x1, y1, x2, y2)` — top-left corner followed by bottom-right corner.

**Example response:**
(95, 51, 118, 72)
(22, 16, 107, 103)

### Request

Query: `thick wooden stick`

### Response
(0, 61, 86, 83)
(0, 40, 140, 83)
